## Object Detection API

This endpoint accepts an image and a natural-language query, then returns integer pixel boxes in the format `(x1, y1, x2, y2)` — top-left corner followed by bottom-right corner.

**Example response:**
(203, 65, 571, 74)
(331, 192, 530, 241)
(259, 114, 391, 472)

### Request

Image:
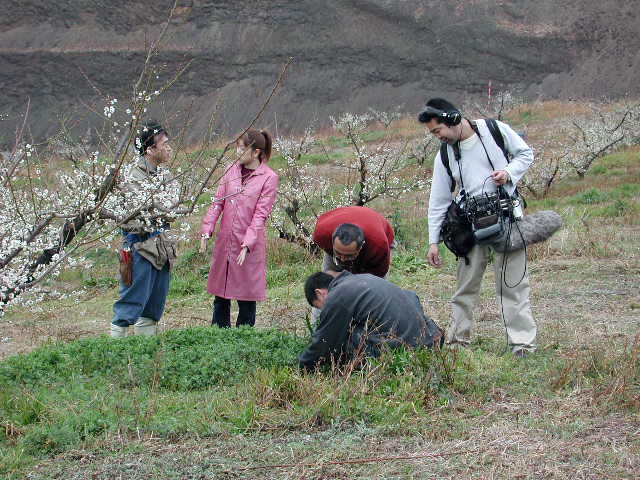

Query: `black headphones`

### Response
(418, 105, 462, 127)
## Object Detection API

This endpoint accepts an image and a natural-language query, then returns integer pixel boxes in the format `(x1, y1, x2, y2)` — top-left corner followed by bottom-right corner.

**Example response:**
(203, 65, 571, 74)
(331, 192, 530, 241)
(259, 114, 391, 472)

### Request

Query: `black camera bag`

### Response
(440, 200, 475, 265)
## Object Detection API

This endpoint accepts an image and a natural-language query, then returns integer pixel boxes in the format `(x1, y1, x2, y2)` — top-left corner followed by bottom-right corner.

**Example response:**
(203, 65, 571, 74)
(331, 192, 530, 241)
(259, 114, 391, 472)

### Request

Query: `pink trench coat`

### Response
(200, 162, 279, 301)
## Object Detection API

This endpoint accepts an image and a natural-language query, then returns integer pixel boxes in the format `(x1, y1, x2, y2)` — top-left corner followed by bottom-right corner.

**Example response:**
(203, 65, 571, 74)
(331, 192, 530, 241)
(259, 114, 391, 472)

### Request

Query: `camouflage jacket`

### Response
(118, 156, 180, 233)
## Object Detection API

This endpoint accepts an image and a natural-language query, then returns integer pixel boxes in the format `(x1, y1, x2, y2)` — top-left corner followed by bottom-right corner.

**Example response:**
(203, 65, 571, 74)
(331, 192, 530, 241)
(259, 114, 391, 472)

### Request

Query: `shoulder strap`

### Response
(485, 118, 509, 163)
(484, 118, 524, 198)
(439, 142, 456, 193)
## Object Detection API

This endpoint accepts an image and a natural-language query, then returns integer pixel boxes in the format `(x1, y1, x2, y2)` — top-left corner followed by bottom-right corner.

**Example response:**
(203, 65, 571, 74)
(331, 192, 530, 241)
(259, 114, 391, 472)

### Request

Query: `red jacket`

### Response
(312, 206, 395, 278)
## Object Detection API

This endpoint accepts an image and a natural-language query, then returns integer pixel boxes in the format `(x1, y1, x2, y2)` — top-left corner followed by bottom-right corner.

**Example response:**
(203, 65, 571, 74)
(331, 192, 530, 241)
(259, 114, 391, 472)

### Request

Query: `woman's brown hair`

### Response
(238, 129, 272, 163)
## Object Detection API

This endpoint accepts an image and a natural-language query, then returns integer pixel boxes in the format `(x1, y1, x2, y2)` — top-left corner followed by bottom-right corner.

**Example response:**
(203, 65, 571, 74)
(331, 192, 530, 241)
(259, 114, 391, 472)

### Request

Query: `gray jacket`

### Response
(299, 272, 441, 369)
(133, 232, 177, 270)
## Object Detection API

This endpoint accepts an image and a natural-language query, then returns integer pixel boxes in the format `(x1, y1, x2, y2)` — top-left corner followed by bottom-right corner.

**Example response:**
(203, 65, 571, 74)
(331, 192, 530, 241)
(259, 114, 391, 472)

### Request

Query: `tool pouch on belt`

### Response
(134, 232, 178, 271)
(119, 247, 133, 286)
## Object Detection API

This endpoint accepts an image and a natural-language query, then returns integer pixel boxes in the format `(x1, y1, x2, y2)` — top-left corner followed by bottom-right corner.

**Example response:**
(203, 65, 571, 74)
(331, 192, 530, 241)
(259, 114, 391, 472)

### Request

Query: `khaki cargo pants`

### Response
(447, 244, 537, 352)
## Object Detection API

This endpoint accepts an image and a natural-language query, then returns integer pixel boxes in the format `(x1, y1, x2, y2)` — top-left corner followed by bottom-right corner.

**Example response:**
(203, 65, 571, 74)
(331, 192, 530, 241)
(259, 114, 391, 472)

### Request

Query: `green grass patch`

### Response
(167, 248, 209, 299)
(0, 327, 305, 391)
(269, 151, 348, 170)
(566, 183, 638, 218)
(594, 148, 640, 169)
(526, 197, 558, 210)
(0, 327, 304, 475)
(196, 191, 213, 206)
(388, 209, 428, 250)
(0, 328, 552, 475)
(611, 182, 640, 198)
(320, 136, 352, 149)
(590, 199, 633, 218)
(588, 164, 628, 177)
(512, 109, 542, 123)
(83, 247, 118, 268)
(267, 237, 319, 287)
(360, 129, 389, 143)
(571, 188, 609, 205)
(81, 274, 119, 289)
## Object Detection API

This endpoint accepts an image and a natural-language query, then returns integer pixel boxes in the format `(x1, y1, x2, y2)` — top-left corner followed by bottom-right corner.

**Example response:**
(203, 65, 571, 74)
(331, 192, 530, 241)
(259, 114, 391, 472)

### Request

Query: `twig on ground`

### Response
(233, 448, 481, 471)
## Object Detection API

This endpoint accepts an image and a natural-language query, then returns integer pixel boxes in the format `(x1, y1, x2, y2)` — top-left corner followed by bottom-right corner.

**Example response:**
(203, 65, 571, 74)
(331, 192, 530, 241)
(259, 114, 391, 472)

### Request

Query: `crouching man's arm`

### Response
(299, 302, 353, 371)
(403, 290, 444, 348)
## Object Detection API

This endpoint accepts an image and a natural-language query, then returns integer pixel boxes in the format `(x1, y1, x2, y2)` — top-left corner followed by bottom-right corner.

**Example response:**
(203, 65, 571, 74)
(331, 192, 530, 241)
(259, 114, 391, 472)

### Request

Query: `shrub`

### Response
(573, 188, 608, 205)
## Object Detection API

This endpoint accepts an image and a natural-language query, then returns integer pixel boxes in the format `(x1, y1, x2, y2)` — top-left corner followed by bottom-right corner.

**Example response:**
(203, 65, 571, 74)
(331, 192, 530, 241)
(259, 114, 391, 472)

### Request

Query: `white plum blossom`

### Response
(0, 104, 220, 313)
(104, 103, 116, 118)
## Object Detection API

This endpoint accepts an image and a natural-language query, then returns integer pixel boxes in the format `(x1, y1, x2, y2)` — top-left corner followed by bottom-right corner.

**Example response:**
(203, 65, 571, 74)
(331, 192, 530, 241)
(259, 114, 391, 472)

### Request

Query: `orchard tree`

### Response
(273, 112, 429, 248)
(0, 5, 291, 314)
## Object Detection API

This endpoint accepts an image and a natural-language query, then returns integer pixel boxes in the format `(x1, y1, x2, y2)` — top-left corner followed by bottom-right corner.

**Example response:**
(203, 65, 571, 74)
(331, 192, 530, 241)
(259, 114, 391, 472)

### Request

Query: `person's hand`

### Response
(427, 243, 443, 268)
(491, 170, 510, 185)
(237, 245, 248, 265)
(199, 236, 208, 254)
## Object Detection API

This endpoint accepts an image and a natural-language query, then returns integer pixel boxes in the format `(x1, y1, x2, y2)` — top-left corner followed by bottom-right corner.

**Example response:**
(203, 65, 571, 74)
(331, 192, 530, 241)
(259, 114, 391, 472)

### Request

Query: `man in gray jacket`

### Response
(299, 271, 443, 369)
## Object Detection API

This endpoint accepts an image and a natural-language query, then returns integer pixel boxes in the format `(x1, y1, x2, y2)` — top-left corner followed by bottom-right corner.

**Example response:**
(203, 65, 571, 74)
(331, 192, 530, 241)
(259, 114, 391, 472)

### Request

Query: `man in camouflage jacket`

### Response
(110, 121, 179, 337)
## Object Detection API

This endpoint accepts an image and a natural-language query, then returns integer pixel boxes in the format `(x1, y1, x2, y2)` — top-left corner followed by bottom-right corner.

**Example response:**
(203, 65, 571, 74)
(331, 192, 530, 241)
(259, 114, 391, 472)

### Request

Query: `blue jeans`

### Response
(112, 233, 171, 327)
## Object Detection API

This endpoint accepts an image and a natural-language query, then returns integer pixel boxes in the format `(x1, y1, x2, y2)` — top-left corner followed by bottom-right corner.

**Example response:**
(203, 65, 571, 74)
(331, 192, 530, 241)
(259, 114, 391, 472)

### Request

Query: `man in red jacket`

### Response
(312, 206, 395, 278)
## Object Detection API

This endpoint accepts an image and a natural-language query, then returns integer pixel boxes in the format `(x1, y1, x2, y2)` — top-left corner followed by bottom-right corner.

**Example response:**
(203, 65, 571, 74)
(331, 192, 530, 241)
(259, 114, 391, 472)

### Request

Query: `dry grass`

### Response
(22, 405, 640, 479)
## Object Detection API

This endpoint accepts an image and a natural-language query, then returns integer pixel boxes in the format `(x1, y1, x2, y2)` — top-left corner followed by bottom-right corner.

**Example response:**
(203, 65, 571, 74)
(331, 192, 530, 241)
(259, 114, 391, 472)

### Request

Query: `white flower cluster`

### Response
(368, 107, 403, 128)
(568, 102, 640, 176)
(331, 113, 428, 206)
(330, 112, 372, 136)
(104, 98, 117, 118)
(271, 131, 329, 245)
(0, 140, 195, 314)
(0, 144, 113, 312)
(102, 158, 183, 233)
(1, 74, 222, 313)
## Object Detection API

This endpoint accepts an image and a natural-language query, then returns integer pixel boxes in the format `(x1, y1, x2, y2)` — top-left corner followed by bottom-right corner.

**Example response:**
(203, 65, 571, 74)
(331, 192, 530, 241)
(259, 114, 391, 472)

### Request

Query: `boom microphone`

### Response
(494, 210, 564, 253)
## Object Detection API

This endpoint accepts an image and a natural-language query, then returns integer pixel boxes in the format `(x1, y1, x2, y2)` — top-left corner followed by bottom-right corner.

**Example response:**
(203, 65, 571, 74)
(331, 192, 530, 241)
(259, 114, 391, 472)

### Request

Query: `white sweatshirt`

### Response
(427, 119, 534, 245)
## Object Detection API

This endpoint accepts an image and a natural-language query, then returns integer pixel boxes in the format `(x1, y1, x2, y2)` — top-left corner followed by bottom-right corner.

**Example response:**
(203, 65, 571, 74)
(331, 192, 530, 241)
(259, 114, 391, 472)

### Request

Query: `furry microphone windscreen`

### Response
(495, 210, 564, 253)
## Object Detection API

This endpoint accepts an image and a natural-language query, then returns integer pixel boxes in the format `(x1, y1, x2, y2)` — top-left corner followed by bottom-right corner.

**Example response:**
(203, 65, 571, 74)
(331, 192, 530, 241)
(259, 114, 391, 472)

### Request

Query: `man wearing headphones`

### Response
(419, 98, 537, 357)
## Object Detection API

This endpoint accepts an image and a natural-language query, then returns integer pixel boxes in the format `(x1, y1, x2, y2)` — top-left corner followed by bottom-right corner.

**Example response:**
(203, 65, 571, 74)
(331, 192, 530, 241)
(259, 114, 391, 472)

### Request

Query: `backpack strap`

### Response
(484, 118, 527, 201)
(439, 142, 456, 193)
(485, 118, 510, 162)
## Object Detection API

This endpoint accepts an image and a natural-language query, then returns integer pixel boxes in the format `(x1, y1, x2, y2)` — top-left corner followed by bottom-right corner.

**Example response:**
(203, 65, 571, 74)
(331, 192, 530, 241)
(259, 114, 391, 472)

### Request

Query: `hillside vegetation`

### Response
(1, 0, 639, 142)
(1, 101, 639, 479)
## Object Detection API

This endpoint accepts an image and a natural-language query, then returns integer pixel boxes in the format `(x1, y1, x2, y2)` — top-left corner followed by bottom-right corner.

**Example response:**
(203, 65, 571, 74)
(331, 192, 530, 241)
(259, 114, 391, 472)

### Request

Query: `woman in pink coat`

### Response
(199, 129, 279, 327)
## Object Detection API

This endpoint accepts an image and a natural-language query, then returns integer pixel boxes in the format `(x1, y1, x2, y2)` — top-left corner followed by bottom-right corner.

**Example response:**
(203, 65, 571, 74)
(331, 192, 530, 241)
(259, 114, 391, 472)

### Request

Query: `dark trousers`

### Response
(212, 296, 256, 328)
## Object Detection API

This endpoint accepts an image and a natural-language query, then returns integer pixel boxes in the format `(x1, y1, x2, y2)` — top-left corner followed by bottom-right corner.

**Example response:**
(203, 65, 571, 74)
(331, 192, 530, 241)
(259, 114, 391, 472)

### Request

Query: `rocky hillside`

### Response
(1, 0, 638, 144)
